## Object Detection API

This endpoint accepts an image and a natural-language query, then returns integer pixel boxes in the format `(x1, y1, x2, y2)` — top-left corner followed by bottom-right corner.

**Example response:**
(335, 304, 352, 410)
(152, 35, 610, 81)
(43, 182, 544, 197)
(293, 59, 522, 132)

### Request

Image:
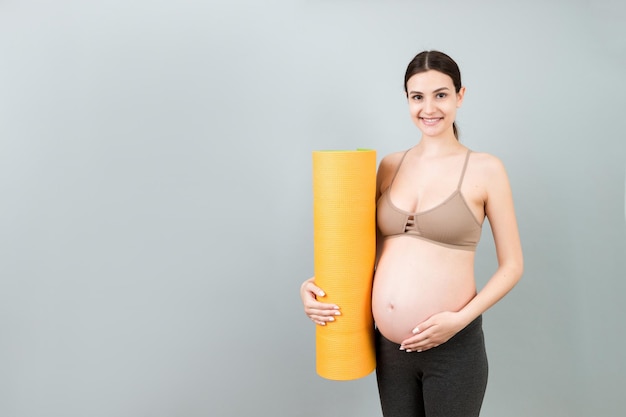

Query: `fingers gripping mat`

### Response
(312, 149, 377, 380)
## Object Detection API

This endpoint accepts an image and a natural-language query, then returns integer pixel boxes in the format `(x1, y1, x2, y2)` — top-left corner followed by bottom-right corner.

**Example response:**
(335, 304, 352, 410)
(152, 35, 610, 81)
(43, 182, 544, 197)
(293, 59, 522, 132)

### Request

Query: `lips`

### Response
(420, 117, 443, 126)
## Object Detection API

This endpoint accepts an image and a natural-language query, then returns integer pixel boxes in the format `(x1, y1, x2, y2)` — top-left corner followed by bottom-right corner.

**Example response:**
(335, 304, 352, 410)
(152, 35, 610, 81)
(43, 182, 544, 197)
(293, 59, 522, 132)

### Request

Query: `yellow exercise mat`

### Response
(312, 149, 377, 381)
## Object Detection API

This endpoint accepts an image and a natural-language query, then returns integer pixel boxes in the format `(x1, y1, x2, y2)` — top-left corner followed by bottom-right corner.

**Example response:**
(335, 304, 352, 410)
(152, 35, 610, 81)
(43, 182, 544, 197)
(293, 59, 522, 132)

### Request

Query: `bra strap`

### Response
(388, 148, 411, 188)
(457, 150, 472, 189)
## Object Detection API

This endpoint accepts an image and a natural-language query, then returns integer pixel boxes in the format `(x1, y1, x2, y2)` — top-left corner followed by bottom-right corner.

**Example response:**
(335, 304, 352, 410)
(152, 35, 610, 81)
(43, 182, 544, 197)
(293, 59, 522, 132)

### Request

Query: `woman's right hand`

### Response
(300, 277, 341, 326)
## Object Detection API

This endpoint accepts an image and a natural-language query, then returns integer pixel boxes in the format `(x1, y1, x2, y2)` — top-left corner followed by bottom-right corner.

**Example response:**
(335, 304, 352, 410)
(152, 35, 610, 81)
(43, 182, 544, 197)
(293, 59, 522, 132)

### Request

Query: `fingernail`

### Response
(334, 311, 341, 315)
(399, 346, 405, 351)
(319, 291, 325, 296)
(406, 349, 412, 353)
(328, 317, 334, 322)
(412, 327, 420, 334)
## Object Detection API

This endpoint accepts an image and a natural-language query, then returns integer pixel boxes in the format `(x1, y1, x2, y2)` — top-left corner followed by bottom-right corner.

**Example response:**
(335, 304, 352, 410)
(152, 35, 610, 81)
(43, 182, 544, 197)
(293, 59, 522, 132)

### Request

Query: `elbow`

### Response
(499, 256, 524, 286)
(514, 262, 524, 284)
(510, 258, 524, 284)
(501, 244, 524, 282)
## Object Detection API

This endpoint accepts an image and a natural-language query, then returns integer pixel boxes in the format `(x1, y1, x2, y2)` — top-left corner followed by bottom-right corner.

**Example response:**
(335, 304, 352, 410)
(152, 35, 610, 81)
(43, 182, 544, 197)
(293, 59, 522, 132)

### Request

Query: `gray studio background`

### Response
(1, 1, 624, 416)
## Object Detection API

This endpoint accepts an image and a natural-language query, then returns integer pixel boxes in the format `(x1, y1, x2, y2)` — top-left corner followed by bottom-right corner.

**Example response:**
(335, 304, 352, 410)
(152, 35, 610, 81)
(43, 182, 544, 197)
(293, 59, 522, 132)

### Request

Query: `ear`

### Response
(456, 86, 466, 108)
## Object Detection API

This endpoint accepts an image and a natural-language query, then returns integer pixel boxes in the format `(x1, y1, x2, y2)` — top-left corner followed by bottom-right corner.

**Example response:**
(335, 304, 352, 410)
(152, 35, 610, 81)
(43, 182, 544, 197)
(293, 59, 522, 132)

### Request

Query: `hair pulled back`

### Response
(404, 50, 462, 140)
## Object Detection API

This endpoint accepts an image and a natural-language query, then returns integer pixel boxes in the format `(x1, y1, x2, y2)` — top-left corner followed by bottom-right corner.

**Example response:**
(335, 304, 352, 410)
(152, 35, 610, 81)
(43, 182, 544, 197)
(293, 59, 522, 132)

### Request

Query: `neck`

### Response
(414, 134, 463, 156)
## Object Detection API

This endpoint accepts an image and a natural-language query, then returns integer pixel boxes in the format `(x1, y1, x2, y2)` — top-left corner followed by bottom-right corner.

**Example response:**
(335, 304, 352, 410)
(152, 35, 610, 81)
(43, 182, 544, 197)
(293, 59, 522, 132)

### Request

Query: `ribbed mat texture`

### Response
(312, 149, 377, 380)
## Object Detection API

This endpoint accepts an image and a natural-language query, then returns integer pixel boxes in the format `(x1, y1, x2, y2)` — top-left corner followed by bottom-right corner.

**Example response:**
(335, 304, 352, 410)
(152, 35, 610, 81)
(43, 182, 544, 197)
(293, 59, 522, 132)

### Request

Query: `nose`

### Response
(423, 98, 436, 114)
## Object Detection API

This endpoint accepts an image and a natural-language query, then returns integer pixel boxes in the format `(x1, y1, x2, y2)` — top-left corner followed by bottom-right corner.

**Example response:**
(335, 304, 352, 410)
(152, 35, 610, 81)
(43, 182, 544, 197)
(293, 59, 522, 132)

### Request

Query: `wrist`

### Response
(455, 309, 477, 330)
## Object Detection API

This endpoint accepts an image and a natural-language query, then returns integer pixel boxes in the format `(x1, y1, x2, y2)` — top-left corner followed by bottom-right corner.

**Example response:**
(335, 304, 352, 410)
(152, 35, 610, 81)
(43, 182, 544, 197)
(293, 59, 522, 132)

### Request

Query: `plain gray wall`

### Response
(1, 1, 624, 416)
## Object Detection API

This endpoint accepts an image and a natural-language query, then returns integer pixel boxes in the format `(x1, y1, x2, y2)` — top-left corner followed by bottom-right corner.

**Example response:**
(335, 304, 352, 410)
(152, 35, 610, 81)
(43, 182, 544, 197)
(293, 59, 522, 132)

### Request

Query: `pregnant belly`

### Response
(372, 238, 476, 344)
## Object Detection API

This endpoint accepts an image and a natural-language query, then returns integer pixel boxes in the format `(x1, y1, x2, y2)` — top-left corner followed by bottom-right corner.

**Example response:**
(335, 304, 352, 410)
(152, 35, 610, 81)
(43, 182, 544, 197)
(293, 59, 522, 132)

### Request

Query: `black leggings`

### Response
(375, 316, 488, 417)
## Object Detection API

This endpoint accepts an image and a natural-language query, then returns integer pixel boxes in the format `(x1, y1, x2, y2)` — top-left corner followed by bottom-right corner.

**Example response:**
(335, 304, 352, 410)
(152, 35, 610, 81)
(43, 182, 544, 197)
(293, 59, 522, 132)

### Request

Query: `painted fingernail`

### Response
(417, 349, 422, 353)
(319, 291, 325, 296)
(328, 317, 334, 322)
(412, 327, 420, 334)
(406, 349, 412, 353)
(334, 310, 341, 315)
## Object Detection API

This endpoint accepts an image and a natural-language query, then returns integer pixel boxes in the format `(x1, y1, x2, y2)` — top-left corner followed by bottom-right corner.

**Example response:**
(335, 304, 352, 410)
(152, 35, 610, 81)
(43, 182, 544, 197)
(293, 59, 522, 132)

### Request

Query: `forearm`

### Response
(458, 262, 524, 327)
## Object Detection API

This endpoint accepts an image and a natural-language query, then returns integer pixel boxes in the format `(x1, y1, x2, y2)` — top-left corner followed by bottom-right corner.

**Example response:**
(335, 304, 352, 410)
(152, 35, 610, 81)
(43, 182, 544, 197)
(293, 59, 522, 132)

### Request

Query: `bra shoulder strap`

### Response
(388, 149, 411, 188)
(457, 150, 472, 189)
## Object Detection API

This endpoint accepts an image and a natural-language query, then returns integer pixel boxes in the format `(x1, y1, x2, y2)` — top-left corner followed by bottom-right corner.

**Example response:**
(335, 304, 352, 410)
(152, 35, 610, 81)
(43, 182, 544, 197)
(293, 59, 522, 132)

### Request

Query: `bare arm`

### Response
(456, 155, 524, 325)
(400, 154, 523, 352)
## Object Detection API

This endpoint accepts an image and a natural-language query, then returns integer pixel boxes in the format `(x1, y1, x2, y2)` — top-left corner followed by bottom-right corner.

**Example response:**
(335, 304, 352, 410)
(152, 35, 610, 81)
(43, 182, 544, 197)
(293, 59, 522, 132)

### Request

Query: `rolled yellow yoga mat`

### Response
(312, 149, 377, 381)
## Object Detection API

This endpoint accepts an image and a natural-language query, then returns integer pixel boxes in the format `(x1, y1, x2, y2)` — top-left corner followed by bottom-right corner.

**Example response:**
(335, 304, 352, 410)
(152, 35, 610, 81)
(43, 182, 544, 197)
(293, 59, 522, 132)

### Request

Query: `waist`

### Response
(376, 314, 484, 348)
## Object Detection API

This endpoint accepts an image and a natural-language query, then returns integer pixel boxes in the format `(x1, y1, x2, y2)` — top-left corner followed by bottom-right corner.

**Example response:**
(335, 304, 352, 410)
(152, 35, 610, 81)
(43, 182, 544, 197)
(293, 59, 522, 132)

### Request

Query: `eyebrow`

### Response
(408, 87, 451, 95)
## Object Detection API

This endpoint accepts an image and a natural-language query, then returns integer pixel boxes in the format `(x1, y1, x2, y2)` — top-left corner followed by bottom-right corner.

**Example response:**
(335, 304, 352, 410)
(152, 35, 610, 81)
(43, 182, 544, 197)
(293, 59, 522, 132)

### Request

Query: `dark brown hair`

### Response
(404, 50, 462, 139)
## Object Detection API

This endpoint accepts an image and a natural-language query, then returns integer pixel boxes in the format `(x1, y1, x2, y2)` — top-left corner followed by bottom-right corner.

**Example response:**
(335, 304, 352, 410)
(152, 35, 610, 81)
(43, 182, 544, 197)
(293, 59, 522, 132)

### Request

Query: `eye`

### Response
(436, 92, 448, 99)
(411, 94, 423, 101)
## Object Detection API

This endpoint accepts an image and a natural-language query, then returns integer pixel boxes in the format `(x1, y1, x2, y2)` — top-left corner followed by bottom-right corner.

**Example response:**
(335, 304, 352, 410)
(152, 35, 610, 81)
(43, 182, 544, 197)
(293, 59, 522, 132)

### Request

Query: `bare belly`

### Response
(372, 237, 477, 344)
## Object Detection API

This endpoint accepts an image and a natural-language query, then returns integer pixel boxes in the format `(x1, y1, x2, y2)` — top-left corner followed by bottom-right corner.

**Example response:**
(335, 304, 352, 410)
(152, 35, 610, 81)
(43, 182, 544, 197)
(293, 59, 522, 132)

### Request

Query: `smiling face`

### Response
(406, 70, 465, 139)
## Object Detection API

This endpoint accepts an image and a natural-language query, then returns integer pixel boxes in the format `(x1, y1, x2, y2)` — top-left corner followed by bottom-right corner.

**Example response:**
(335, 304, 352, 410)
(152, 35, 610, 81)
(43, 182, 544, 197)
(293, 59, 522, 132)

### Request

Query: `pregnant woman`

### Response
(300, 50, 523, 417)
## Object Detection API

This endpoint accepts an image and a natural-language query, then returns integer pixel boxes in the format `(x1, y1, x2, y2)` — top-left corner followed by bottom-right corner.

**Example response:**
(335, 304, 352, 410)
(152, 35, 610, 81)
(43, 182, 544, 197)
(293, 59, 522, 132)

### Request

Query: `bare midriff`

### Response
(372, 236, 477, 344)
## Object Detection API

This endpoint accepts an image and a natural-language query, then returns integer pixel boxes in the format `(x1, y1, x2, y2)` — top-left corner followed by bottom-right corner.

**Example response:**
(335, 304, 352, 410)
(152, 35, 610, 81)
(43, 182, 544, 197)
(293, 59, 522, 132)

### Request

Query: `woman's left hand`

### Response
(399, 311, 465, 353)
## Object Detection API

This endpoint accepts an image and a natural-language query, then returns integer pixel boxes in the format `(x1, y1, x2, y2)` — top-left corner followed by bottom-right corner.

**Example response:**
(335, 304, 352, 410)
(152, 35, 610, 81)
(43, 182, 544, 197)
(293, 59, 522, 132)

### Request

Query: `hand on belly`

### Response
(398, 310, 465, 352)
(372, 284, 474, 344)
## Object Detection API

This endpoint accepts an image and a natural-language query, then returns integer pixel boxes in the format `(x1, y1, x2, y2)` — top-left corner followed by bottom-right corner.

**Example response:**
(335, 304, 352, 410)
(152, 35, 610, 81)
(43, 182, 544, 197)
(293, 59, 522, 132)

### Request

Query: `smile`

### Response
(420, 117, 443, 125)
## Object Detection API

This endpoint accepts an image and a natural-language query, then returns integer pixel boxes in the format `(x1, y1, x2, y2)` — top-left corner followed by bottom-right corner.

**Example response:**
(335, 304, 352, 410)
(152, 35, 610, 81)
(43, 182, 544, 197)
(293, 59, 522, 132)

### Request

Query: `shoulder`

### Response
(378, 151, 406, 172)
(465, 151, 511, 198)
(376, 150, 406, 193)
(467, 151, 513, 203)
(468, 151, 508, 178)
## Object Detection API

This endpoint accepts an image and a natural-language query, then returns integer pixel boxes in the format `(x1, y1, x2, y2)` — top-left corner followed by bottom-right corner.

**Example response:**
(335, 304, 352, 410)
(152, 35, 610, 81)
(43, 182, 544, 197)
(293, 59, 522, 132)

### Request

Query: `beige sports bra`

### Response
(376, 149, 483, 251)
